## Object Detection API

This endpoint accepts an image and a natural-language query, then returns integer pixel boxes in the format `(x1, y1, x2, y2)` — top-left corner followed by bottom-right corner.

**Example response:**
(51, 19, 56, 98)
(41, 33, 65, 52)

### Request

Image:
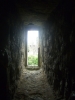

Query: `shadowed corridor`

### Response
(0, 0, 75, 100)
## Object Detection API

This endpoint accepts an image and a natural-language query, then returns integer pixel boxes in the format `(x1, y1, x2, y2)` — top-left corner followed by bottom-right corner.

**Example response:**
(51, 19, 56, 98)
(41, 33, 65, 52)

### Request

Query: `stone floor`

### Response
(13, 68, 55, 100)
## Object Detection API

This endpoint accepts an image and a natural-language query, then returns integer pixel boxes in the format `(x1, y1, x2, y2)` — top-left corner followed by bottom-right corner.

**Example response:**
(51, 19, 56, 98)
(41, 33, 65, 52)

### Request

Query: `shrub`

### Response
(28, 55, 38, 65)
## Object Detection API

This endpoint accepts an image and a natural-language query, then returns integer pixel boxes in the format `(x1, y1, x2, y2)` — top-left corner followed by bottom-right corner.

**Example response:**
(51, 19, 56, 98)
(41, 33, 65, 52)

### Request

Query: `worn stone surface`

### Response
(6, 29, 23, 99)
(0, 2, 23, 99)
(13, 68, 55, 100)
(42, 1, 75, 100)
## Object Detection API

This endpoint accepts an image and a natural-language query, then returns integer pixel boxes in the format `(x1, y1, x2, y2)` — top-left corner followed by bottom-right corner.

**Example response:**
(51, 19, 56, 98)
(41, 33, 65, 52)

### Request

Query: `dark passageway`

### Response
(0, 0, 75, 100)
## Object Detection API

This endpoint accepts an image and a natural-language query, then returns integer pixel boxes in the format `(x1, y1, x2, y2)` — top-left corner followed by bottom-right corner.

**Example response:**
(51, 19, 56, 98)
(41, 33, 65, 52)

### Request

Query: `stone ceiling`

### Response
(15, 0, 60, 26)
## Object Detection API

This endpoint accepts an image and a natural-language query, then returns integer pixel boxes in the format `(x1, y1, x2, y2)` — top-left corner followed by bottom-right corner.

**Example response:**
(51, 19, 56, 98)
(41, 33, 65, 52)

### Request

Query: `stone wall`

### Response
(42, 1, 75, 100)
(6, 23, 23, 100)
(0, 1, 23, 99)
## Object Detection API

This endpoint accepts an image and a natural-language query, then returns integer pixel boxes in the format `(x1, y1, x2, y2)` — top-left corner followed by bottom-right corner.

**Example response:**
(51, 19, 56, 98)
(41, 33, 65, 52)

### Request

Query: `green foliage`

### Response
(28, 55, 38, 65)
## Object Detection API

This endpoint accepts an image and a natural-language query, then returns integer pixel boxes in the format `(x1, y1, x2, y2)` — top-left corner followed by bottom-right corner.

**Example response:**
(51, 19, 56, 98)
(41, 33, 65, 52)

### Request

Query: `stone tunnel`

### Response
(0, 0, 75, 100)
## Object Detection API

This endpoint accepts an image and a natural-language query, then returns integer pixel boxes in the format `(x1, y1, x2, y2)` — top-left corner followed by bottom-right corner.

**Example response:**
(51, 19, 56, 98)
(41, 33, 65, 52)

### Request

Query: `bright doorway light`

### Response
(27, 31, 39, 66)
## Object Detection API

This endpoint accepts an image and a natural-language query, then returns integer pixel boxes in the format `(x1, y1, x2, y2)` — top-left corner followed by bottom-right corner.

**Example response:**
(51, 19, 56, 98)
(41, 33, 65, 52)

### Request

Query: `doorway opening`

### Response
(27, 30, 39, 67)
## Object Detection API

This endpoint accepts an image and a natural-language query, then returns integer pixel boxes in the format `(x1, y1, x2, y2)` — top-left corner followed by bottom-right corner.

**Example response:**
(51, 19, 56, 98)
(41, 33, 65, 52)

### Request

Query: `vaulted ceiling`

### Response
(15, 0, 60, 26)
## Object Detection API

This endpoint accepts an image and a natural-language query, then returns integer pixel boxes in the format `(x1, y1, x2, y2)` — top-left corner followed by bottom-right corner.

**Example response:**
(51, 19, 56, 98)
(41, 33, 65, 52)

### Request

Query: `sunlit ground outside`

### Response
(27, 31, 39, 66)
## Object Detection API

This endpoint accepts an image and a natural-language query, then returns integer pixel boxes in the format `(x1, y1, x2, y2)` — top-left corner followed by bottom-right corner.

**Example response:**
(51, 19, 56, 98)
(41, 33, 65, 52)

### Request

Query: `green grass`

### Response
(28, 55, 38, 65)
